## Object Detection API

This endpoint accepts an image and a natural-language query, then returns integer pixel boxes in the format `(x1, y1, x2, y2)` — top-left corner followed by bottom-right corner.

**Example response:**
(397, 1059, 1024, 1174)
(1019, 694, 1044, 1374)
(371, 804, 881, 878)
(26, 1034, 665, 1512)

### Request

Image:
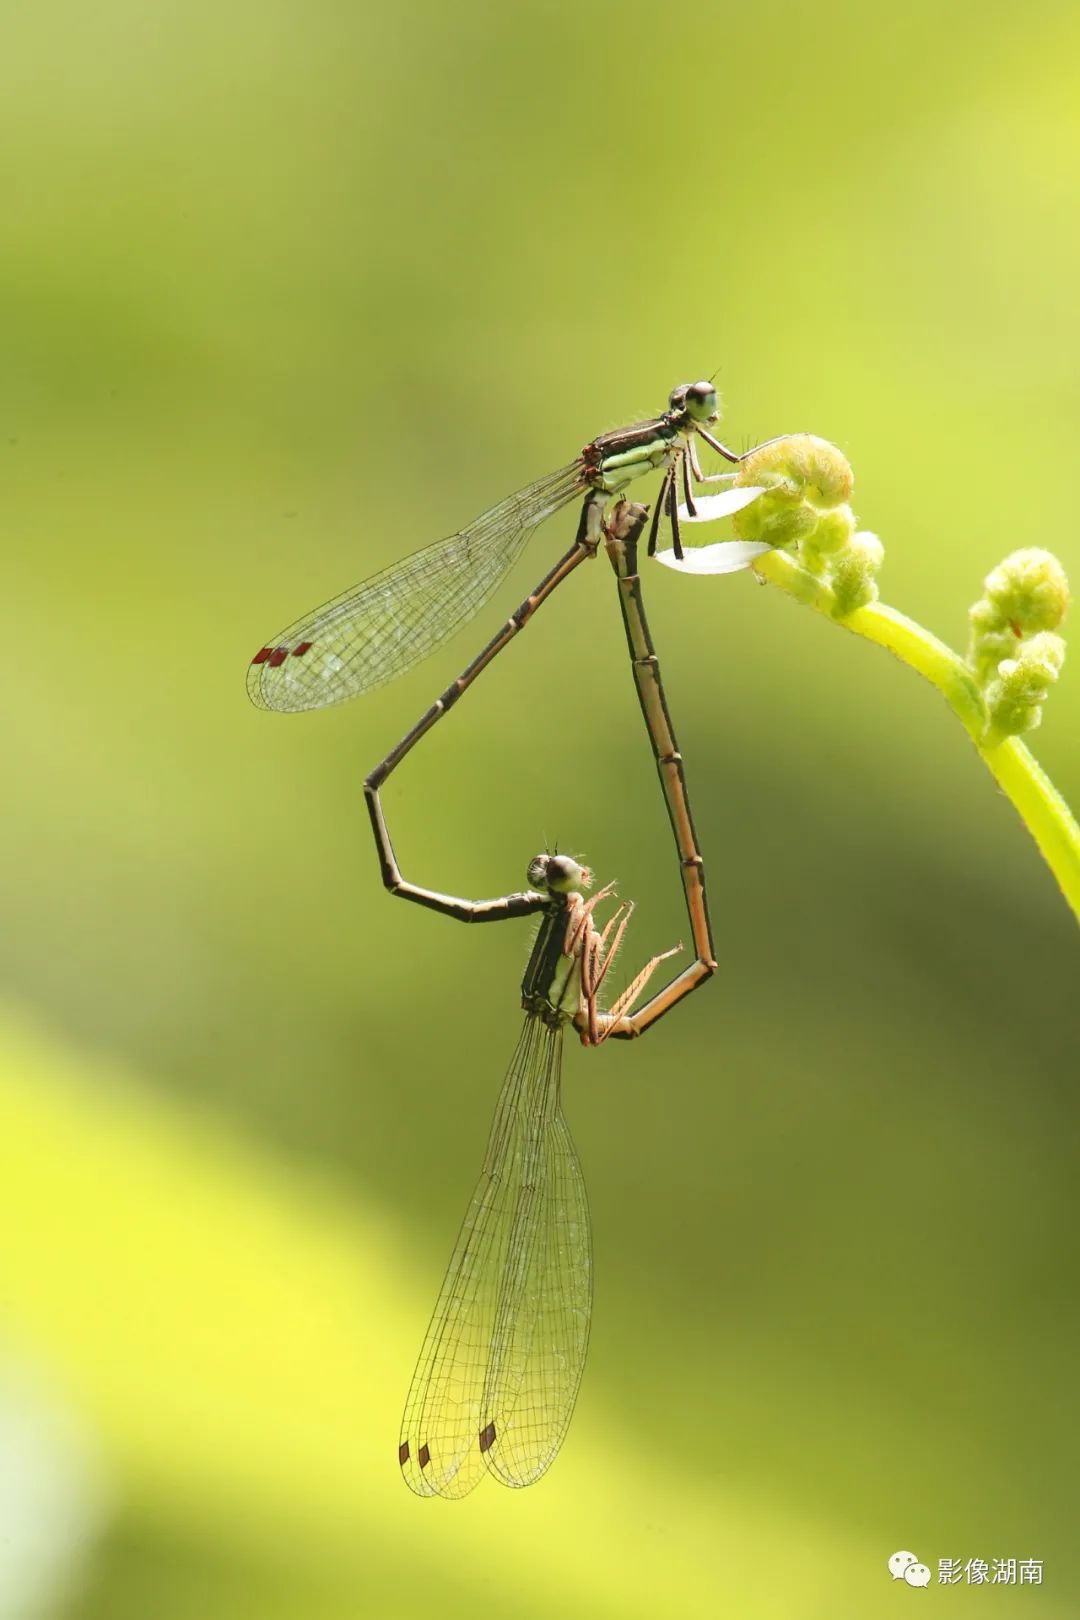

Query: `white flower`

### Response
(654, 539, 773, 575)
(654, 485, 769, 574)
(675, 485, 766, 525)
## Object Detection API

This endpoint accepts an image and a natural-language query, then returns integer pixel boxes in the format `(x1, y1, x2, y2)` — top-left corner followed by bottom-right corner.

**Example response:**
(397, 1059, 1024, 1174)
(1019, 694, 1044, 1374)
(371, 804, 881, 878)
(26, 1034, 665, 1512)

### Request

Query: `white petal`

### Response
(676, 486, 766, 524)
(653, 540, 773, 575)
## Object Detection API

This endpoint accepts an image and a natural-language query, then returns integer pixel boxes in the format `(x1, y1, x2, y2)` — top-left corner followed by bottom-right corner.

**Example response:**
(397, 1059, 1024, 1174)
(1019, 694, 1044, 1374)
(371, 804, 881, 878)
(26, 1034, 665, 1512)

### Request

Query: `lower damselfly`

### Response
(248, 379, 785, 713)
(398, 851, 680, 1499)
(380, 504, 720, 1495)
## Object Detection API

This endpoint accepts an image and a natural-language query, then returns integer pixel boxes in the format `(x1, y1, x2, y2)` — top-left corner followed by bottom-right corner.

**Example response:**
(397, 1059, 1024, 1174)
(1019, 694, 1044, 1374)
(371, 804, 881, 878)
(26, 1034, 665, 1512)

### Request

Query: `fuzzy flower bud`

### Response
(733, 496, 819, 550)
(808, 505, 858, 556)
(984, 631, 1067, 739)
(800, 504, 858, 576)
(733, 436, 877, 614)
(830, 531, 885, 617)
(734, 434, 854, 509)
(981, 548, 1069, 636)
(968, 548, 1071, 687)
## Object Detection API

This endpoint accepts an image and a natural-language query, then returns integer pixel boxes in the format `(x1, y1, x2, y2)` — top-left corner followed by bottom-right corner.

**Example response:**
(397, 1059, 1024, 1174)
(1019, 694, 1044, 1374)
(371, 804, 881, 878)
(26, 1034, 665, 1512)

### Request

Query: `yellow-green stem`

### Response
(753, 548, 1080, 923)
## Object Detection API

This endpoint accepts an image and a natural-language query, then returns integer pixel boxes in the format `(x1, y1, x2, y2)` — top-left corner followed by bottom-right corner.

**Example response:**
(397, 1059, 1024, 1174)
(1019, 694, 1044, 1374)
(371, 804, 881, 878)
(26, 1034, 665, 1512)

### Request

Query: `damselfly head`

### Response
(527, 853, 590, 894)
(669, 379, 719, 425)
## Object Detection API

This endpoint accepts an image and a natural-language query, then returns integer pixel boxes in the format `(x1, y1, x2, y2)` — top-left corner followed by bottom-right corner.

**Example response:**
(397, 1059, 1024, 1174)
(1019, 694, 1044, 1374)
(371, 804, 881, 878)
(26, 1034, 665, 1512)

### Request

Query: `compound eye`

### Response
(527, 853, 551, 888)
(544, 855, 587, 893)
(682, 380, 718, 421)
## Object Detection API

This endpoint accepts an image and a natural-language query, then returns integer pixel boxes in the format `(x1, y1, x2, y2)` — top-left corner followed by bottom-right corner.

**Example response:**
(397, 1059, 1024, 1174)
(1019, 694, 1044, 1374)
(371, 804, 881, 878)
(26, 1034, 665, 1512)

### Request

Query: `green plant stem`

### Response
(978, 739, 1080, 919)
(753, 548, 1080, 923)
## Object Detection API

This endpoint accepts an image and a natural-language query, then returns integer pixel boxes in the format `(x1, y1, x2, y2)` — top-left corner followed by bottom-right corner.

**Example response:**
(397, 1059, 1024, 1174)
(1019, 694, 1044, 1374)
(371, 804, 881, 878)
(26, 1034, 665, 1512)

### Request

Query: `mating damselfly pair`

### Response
(249, 384, 781, 1496)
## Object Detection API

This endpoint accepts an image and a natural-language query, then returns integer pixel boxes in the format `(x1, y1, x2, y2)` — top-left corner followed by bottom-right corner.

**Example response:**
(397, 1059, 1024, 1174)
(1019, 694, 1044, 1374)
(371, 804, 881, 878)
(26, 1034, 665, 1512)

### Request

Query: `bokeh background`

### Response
(2, 1, 1078, 1615)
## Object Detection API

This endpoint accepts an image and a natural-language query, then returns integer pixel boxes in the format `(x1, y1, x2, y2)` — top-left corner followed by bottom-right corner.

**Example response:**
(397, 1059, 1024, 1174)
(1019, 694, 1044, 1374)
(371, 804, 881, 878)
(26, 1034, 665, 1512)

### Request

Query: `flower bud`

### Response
(733, 433, 860, 578)
(830, 530, 885, 617)
(732, 497, 818, 548)
(984, 631, 1066, 738)
(967, 607, 1017, 686)
(968, 548, 1071, 687)
(803, 504, 858, 560)
(980, 548, 1070, 636)
(735, 434, 854, 509)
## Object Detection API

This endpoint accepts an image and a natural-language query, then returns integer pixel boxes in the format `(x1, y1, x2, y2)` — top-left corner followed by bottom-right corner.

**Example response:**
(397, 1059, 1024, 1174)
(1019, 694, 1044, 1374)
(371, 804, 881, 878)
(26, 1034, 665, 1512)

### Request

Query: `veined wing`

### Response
(248, 461, 583, 712)
(398, 1015, 591, 1498)
(479, 1026, 591, 1489)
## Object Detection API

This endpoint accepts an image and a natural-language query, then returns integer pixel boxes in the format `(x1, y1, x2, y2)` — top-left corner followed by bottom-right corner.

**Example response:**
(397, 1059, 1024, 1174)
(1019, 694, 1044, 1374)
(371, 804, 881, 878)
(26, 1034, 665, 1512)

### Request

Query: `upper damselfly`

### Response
(248, 380, 774, 713)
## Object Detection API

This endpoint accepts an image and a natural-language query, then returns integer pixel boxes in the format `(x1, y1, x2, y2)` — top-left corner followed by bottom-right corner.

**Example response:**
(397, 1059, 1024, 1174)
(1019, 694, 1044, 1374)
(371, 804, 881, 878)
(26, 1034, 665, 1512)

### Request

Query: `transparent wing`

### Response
(248, 461, 584, 712)
(480, 1035, 591, 1489)
(398, 1016, 591, 1498)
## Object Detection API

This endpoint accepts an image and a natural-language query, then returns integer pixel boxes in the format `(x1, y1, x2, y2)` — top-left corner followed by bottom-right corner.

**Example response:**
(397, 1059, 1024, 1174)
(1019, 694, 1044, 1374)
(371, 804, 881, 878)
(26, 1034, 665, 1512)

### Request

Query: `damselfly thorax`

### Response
(519, 854, 681, 1048)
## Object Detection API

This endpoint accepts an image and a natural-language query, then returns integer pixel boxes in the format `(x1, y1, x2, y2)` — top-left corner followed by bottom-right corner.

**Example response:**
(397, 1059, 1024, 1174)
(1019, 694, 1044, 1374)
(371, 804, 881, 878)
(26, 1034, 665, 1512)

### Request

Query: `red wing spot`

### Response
(267, 647, 289, 668)
(418, 1443, 431, 1469)
(292, 641, 313, 658)
(398, 1442, 410, 1467)
(478, 1422, 496, 1454)
(251, 647, 273, 665)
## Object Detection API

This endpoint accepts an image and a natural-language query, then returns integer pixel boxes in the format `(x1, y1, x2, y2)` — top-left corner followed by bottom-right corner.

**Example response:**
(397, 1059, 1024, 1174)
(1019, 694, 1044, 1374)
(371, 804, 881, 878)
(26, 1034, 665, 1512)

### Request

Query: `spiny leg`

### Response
(562, 881, 618, 959)
(693, 425, 803, 471)
(686, 434, 738, 490)
(587, 940, 683, 1048)
(591, 899, 630, 970)
(646, 462, 676, 558)
(680, 446, 697, 518)
(604, 941, 683, 1022)
(666, 463, 683, 559)
(588, 901, 635, 1000)
(580, 900, 631, 1047)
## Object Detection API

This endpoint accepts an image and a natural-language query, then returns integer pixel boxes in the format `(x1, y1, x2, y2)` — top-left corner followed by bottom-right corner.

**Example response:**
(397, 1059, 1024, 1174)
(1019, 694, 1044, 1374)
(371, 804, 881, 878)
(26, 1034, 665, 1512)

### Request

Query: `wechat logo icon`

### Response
(890, 1551, 931, 1587)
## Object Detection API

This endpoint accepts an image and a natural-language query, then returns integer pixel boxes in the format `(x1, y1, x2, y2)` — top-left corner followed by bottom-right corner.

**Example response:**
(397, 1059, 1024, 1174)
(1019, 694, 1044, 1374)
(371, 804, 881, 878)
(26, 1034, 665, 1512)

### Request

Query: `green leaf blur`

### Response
(1, 1, 1077, 1615)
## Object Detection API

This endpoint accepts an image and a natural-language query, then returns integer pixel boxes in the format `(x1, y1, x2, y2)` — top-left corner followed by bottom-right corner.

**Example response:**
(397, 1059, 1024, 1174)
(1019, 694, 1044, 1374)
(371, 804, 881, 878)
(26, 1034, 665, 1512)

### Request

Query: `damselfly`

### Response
(248, 380, 780, 713)
(397, 850, 680, 1498)
(381, 504, 719, 1495)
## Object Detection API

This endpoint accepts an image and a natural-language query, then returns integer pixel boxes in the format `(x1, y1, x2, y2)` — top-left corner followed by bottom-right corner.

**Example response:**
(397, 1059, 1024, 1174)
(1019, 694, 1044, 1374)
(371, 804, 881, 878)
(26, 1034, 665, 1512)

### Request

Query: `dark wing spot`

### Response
(398, 1442, 410, 1466)
(251, 647, 273, 665)
(478, 1422, 496, 1453)
(418, 1443, 431, 1469)
(268, 647, 289, 667)
(292, 641, 313, 658)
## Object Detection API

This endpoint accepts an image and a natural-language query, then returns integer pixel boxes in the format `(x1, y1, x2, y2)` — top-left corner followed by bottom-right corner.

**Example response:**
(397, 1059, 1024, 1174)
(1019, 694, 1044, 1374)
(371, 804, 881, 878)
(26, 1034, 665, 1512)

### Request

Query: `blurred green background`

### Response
(2, 0, 1078, 1615)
